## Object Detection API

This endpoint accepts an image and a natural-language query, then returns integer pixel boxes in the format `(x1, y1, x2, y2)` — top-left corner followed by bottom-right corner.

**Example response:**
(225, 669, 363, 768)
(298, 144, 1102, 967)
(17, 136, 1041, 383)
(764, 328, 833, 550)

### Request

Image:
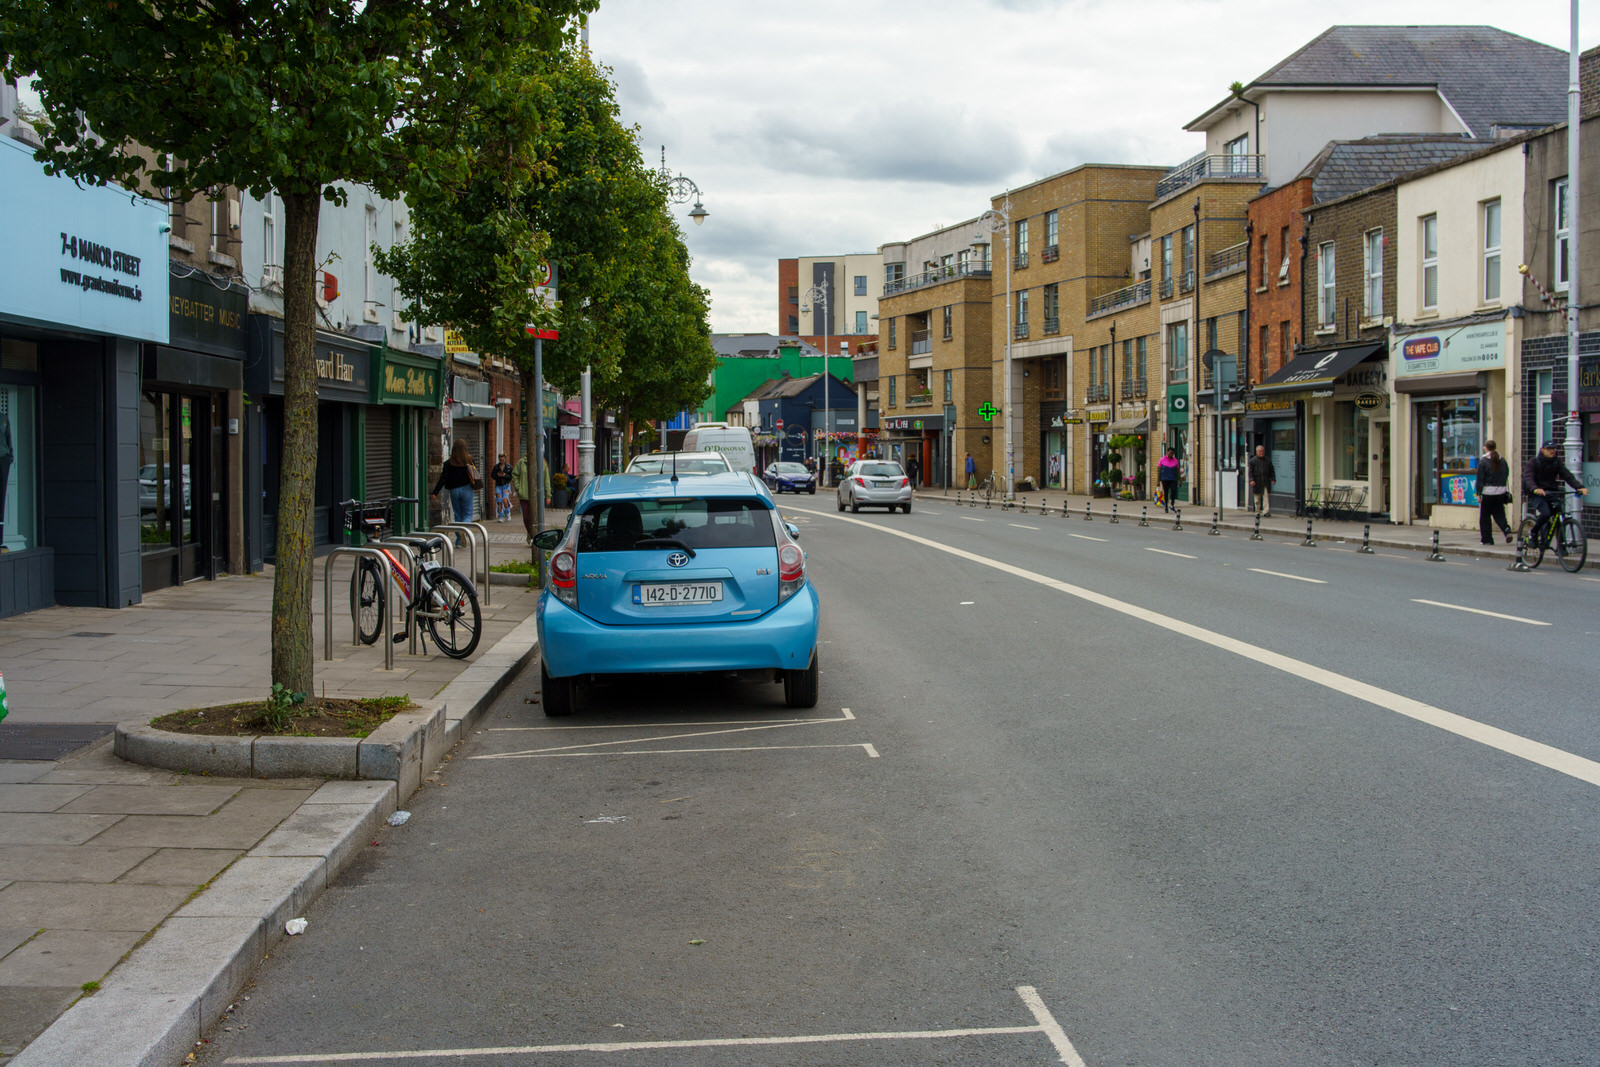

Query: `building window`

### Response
(1041, 282, 1059, 332)
(1363, 229, 1383, 320)
(1334, 401, 1371, 480)
(1237, 311, 1248, 364)
(1259, 324, 1269, 375)
(0, 372, 39, 551)
(1225, 133, 1250, 173)
(1136, 335, 1148, 383)
(1167, 321, 1188, 383)
(1206, 316, 1218, 355)
(957, 248, 971, 272)
(942, 305, 953, 340)
(1317, 241, 1336, 329)
(1044, 209, 1059, 258)
(1259, 233, 1270, 289)
(888, 318, 897, 349)
(364, 204, 378, 310)
(788, 284, 799, 303)
(1042, 358, 1063, 401)
(1122, 339, 1134, 383)
(1278, 226, 1290, 285)
(1278, 319, 1291, 361)
(855, 310, 868, 334)
(1160, 234, 1173, 296)
(787, 315, 798, 334)
(1555, 178, 1572, 292)
(1421, 214, 1439, 310)
(1182, 224, 1195, 278)
(1015, 289, 1029, 338)
(262, 191, 278, 281)
(1482, 198, 1501, 304)
(1016, 219, 1029, 256)
(944, 369, 953, 403)
(853, 275, 867, 296)
(889, 376, 896, 407)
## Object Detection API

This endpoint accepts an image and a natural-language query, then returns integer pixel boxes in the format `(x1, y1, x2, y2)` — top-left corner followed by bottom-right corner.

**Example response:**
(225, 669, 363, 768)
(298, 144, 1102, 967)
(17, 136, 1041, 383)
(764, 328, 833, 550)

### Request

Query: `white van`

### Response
(680, 423, 756, 474)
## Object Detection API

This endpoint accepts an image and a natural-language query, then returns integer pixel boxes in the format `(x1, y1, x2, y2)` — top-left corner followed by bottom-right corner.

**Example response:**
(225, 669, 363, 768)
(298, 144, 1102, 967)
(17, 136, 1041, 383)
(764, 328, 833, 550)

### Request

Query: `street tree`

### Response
(0, 0, 594, 693)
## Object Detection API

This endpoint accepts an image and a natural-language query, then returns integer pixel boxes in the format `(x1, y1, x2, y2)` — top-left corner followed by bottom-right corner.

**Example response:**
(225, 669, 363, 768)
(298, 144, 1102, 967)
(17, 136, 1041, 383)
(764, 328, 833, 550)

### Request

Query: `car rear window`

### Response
(577, 498, 776, 552)
(857, 463, 904, 477)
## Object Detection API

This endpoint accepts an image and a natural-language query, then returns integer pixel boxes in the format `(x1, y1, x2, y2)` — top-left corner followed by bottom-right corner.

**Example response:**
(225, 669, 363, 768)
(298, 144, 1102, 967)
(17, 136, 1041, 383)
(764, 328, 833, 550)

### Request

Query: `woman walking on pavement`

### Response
(433, 439, 479, 524)
(1157, 447, 1180, 512)
(1475, 440, 1513, 545)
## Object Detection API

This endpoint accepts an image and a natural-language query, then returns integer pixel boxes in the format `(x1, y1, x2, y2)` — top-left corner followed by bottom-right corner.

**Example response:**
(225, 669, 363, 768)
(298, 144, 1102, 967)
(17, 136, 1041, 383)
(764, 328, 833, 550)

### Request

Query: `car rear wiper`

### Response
(635, 537, 696, 557)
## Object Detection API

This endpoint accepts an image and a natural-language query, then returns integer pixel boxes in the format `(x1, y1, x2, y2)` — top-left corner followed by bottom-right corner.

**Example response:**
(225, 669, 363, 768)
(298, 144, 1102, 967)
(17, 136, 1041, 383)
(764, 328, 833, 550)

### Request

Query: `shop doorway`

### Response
(1268, 418, 1297, 512)
(140, 390, 225, 590)
(1412, 396, 1481, 521)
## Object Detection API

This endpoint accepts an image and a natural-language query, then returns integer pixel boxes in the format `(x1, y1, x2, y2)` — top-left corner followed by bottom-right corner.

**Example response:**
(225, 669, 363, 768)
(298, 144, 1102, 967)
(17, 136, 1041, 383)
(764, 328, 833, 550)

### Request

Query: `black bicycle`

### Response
(1518, 496, 1588, 573)
(341, 497, 483, 658)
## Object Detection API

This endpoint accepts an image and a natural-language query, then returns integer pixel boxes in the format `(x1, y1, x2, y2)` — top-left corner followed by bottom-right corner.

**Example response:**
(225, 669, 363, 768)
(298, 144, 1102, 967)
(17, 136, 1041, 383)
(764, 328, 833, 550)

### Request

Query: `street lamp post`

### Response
(800, 284, 832, 486)
(976, 195, 1015, 500)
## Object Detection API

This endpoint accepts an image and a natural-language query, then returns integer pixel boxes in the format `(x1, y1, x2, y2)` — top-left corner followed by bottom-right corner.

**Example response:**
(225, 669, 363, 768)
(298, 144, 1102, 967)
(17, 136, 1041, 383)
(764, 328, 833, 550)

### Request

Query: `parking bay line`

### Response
(1248, 567, 1327, 584)
(1412, 598, 1550, 626)
(222, 985, 1082, 1064)
(784, 503, 1600, 792)
(475, 710, 869, 761)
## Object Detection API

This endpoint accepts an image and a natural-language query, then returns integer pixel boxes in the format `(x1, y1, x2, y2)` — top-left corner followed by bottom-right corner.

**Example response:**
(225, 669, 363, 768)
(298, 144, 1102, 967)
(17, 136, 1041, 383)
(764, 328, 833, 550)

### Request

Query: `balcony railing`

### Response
(1207, 240, 1249, 277)
(1121, 377, 1148, 399)
(1088, 278, 1151, 317)
(1155, 151, 1265, 199)
(1042, 317, 1060, 335)
(910, 329, 932, 355)
(1041, 246, 1060, 264)
(905, 392, 935, 406)
(881, 260, 991, 297)
(1013, 321, 1030, 340)
(1179, 269, 1195, 294)
(1087, 383, 1110, 403)
(1014, 251, 1030, 270)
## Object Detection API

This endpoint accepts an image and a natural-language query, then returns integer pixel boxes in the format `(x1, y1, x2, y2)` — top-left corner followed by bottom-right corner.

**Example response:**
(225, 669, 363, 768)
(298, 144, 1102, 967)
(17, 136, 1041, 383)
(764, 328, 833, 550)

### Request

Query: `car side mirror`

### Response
(784, 522, 801, 541)
(531, 529, 563, 551)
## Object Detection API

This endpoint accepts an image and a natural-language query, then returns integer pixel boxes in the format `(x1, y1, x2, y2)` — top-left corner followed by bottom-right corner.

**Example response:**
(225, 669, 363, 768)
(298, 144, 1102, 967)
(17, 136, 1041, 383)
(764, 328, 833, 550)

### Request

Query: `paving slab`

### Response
(115, 849, 240, 888)
(0, 882, 192, 933)
(0, 846, 154, 884)
(0, 988, 79, 1060)
(0, 929, 146, 988)
(0, 814, 125, 847)
(0, 786, 92, 813)
(55, 784, 240, 817)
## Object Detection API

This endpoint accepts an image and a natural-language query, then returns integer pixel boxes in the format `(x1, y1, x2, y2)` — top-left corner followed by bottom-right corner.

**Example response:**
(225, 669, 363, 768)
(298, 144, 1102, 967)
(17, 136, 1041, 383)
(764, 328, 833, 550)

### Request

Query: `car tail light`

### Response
(550, 549, 578, 607)
(778, 541, 806, 602)
(853, 476, 867, 487)
(899, 477, 909, 488)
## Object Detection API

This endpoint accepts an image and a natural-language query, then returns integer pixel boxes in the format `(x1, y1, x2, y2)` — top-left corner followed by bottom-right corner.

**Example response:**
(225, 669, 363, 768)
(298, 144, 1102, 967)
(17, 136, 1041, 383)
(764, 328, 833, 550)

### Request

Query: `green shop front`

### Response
(363, 347, 442, 536)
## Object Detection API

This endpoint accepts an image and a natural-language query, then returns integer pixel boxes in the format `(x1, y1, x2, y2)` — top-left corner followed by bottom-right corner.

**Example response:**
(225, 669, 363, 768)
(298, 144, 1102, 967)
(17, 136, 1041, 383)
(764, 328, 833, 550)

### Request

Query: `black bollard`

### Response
(1110, 502, 1120, 524)
(1250, 513, 1263, 541)
(1426, 530, 1445, 562)
(1508, 532, 1532, 572)
(1209, 511, 1221, 536)
(1173, 507, 1183, 531)
(1085, 501, 1093, 522)
(1359, 524, 1374, 554)
(1303, 519, 1317, 547)
(1139, 505, 1149, 528)
(1019, 495, 1028, 515)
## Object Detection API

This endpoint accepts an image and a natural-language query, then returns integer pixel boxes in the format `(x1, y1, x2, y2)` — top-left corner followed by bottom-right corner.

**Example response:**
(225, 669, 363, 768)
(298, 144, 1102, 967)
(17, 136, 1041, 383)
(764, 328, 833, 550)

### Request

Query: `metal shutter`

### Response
(366, 407, 392, 501)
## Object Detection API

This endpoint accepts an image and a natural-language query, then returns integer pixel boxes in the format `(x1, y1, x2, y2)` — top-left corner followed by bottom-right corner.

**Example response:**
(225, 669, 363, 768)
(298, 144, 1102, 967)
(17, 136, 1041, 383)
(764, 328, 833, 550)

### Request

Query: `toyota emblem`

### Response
(667, 551, 689, 568)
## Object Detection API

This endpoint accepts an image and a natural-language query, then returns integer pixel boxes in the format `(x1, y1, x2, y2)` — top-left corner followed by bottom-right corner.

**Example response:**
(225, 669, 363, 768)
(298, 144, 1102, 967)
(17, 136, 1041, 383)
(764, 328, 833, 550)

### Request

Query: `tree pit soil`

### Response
(151, 697, 416, 739)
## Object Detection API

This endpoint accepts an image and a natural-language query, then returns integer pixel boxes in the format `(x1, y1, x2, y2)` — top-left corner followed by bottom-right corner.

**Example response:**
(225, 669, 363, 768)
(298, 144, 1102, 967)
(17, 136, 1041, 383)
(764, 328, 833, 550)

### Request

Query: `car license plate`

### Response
(874, 479, 894, 488)
(634, 582, 723, 605)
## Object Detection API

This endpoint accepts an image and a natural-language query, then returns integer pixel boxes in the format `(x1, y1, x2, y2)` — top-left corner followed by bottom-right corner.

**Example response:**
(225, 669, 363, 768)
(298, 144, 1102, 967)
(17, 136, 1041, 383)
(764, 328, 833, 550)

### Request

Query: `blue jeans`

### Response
(448, 486, 475, 524)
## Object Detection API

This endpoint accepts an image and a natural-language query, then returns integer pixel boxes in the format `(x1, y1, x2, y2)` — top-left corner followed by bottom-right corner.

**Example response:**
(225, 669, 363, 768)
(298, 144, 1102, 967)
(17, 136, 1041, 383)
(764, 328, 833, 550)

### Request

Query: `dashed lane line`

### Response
(1247, 567, 1328, 585)
(1010, 523, 1041, 530)
(1069, 533, 1107, 542)
(783, 503, 1600, 792)
(1144, 547, 1196, 559)
(1411, 598, 1550, 626)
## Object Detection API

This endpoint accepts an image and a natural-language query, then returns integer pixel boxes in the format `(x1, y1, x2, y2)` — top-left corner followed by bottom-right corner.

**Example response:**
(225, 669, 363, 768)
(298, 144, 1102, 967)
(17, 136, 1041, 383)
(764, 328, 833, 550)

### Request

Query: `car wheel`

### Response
(851, 499, 860, 513)
(784, 649, 819, 708)
(836, 493, 846, 512)
(902, 500, 912, 514)
(540, 657, 575, 718)
(808, 486, 816, 495)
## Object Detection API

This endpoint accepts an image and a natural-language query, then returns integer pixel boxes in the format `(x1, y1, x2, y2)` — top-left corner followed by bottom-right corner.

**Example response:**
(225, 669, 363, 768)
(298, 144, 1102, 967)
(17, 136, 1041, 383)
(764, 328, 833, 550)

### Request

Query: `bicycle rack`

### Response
(433, 522, 491, 605)
(370, 539, 421, 656)
(322, 546, 399, 670)
(388, 533, 453, 571)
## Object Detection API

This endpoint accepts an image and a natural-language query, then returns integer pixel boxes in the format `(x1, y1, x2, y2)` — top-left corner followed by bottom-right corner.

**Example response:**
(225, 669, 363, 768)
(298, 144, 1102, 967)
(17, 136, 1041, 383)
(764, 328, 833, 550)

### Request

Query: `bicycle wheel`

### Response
(1556, 514, 1588, 572)
(1518, 517, 1545, 568)
(352, 558, 385, 645)
(421, 566, 481, 659)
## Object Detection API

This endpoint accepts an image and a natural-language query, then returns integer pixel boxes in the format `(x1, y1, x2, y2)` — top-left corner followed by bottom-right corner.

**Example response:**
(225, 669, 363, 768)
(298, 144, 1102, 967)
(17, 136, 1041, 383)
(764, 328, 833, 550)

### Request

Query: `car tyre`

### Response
(808, 486, 816, 495)
(836, 493, 846, 512)
(541, 658, 575, 718)
(784, 649, 819, 708)
(851, 499, 860, 513)
(902, 501, 912, 514)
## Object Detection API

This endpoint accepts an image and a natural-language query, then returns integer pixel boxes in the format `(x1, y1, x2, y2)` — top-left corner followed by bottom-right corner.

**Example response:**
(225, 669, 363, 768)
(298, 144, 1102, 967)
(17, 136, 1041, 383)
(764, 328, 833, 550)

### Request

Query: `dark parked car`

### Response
(762, 461, 816, 494)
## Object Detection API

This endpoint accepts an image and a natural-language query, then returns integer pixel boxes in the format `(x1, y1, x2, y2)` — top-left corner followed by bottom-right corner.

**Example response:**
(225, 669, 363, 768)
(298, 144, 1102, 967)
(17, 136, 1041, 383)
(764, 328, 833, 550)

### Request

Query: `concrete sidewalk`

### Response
(910, 487, 1544, 565)
(0, 528, 552, 1065)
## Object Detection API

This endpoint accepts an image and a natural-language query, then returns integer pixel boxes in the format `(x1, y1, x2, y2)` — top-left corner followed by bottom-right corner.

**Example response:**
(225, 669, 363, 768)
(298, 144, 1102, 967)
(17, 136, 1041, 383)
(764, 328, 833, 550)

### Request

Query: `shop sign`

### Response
(1355, 391, 1385, 410)
(1579, 356, 1600, 413)
(1085, 407, 1110, 421)
(266, 337, 371, 401)
(443, 328, 473, 356)
(1246, 395, 1300, 412)
(884, 416, 940, 431)
(1166, 386, 1189, 424)
(1341, 363, 1388, 389)
(1395, 322, 1504, 376)
(168, 274, 246, 356)
(371, 350, 442, 407)
(0, 139, 169, 341)
(1050, 414, 1082, 427)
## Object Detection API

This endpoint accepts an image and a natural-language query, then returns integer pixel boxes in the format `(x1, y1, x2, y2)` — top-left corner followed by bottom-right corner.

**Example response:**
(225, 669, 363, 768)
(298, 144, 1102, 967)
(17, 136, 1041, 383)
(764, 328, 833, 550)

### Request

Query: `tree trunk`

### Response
(271, 190, 322, 695)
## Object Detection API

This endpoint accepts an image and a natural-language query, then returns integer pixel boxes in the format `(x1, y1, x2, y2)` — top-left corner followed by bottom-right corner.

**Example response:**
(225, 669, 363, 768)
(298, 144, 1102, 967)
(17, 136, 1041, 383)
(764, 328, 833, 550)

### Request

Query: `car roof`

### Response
(629, 450, 730, 464)
(583, 471, 774, 509)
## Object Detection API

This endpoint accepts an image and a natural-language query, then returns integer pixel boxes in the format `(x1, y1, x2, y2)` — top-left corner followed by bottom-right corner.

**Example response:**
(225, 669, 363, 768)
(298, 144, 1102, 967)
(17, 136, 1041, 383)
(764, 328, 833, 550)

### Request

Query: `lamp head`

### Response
(689, 200, 708, 226)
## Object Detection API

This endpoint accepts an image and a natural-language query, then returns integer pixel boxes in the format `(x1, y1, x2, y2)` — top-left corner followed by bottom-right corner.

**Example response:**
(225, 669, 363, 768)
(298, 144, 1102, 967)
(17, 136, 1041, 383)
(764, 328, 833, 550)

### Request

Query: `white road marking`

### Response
(1068, 533, 1107, 542)
(518, 743, 878, 759)
(960, 516, 986, 522)
(960, 601, 975, 605)
(1144, 547, 1195, 559)
(1010, 523, 1041, 530)
(784, 503, 1600, 792)
(477, 710, 862, 760)
(494, 709, 855, 732)
(1411, 599, 1550, 626)
(223, 986, 1077, 1064)
(1248, 568, 1327, 584)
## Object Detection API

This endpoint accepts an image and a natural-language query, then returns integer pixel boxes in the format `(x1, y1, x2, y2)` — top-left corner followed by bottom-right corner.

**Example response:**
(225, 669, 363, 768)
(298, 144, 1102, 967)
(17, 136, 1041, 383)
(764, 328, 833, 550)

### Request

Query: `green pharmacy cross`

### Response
(979, 403, 998, 421)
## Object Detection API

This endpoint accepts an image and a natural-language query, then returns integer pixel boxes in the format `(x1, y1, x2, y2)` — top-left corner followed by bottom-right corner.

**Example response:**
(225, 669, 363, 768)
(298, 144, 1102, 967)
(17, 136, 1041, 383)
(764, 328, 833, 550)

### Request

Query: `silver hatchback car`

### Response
(837, 460, 913, 513)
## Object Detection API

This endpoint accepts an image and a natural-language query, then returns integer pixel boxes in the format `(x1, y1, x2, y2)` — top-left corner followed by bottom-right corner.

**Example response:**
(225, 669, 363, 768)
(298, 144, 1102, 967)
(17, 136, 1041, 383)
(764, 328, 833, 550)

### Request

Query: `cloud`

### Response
(746, 103, 1027, 186)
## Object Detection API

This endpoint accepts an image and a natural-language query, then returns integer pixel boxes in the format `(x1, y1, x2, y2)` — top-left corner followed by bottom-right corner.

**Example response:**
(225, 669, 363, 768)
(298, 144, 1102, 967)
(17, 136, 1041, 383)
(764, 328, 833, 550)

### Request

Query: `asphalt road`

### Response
(196, 500, 1600, 1066)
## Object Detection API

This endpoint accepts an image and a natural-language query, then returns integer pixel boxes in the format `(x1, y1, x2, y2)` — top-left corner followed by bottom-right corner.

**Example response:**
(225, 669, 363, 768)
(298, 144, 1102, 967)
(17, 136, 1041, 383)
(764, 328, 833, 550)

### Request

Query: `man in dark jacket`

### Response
(1523, 439, 1588, 545)
(1247, 444, 1275, 517)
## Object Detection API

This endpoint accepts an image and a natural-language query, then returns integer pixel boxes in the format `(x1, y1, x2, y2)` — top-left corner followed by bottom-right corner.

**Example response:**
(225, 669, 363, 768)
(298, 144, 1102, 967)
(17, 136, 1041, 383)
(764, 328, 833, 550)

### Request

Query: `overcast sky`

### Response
(590, 1, 1600, 336)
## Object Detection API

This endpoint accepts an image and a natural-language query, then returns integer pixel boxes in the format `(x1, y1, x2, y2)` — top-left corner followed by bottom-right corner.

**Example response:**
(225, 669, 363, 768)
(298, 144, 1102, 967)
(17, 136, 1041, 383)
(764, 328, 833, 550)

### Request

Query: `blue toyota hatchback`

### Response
(532, 471, 820, 716)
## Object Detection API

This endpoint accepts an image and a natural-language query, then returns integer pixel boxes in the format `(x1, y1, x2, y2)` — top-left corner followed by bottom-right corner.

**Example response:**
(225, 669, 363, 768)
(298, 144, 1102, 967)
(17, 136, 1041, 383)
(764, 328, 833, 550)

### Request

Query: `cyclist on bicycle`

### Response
(1523, 439, 1588, 546)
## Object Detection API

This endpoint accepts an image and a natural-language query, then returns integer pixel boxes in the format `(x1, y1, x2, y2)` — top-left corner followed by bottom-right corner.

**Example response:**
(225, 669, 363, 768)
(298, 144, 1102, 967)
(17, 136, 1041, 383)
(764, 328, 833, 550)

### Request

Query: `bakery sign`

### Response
(1396, 323, 1504, 376)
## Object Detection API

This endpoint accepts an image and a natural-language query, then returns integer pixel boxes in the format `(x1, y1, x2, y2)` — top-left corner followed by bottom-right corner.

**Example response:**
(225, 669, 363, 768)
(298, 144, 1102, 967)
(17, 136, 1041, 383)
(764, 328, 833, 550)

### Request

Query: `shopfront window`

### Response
(1335, 402, 1370, 480)
(140, 390, 197, 553)
(1415, 395, 1481, 507)
(0, 381, 38, 552)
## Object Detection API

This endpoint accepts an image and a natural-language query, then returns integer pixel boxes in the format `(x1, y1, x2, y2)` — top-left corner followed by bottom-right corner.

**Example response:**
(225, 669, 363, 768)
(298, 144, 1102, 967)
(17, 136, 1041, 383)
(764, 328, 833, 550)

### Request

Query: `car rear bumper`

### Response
(538, 584, 820, 679)
(848, 487, 911, 505)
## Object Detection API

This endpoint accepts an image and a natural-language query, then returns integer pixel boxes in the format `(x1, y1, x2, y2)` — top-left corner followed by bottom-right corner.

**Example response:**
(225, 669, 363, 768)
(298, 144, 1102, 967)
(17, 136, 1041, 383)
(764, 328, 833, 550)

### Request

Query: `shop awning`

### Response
(1108, 418, 1149, 433)
(1254, 343, 1383, 395)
